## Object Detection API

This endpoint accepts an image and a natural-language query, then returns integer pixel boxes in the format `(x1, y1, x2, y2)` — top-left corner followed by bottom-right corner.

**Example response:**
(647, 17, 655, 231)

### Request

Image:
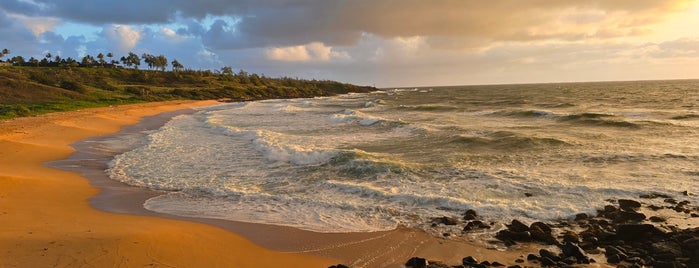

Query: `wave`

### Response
(671, 114, 699, 120)
(450, 131, 571, 150)
(490, 109, 557, 118)
(397, 104, 461, 112)
(558, 113, 641, 128)
(329, 109, 400, 126)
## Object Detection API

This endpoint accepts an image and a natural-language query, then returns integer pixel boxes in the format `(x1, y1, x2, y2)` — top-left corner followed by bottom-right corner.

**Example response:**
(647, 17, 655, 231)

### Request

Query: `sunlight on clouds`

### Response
(106, 25, 142, 52)
(267, 42, 349, 62)
(10, 13, 60, 36)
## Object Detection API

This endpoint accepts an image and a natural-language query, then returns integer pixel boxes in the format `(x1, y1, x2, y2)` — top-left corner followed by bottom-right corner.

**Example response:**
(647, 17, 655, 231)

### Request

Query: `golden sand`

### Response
(0, 101, 336, 267)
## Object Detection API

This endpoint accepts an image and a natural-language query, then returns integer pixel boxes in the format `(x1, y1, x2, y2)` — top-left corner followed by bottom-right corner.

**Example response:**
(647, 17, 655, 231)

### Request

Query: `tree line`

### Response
(0, 48, 187, 72)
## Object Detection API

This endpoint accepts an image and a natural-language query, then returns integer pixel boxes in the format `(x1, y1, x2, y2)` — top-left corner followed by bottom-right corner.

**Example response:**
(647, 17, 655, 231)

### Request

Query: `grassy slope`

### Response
(0, 66, 376, 119)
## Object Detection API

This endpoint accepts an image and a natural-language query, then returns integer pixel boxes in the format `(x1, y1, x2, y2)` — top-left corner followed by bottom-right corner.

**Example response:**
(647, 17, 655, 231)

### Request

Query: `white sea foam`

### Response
(108, 84, 699, 235)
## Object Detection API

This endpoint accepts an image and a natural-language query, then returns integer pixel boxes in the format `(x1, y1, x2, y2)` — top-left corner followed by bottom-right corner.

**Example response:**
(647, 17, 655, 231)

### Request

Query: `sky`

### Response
(1, 0, 699, 87)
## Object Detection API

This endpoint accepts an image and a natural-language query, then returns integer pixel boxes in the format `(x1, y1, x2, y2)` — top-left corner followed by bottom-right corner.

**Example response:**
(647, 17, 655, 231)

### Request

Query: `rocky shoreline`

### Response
(331, 192, 699, 268)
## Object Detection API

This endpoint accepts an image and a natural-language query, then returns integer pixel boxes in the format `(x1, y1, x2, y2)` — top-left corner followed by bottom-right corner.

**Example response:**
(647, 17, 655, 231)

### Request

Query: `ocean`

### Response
(108, 80, 699, 236)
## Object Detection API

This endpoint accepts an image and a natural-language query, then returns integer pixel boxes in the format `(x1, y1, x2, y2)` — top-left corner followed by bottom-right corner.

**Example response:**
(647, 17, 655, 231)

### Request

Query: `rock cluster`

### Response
(399, 193, 698, 268)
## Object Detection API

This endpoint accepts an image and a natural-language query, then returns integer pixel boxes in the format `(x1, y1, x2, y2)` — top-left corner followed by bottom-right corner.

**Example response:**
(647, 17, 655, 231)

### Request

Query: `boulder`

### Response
(560, 242, 589, 262)
(539, 249, 561, 262)
(463, 209, 478, 220)
(613, 211, 646, 223)
(463, 220, 491, 231)
(530, 221, 552, 234)
(616, 224, 666, 241)
(618, 199, 642, 211)
(530, 225, 558, 245)
(406, 257, 428, 268)
(562, 230, 580, 243)
(496, 230, 531, 243)
(507, 219, 530, 232)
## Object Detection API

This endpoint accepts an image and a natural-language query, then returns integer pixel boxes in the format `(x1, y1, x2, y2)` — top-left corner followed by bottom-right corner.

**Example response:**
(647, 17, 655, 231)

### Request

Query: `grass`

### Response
(0, 66, 376, 119)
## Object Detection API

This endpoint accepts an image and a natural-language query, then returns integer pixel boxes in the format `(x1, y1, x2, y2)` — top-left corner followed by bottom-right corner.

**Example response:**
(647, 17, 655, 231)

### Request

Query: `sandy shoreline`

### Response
(0, 101, 605, 267)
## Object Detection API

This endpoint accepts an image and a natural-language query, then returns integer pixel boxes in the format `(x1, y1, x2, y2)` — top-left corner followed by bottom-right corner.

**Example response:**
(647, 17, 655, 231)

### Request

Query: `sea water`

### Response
(108, 80, 699, 234)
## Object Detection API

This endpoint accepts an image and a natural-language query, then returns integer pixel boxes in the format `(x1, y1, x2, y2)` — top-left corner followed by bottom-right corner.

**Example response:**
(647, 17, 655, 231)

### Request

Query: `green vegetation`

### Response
(0, 49, 376, 119)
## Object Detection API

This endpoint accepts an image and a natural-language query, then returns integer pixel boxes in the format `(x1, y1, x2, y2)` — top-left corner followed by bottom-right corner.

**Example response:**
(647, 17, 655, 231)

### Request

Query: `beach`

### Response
(0, 100, 541, 268)
(1, 86, 695, 267)
(0, 101, 342, 267)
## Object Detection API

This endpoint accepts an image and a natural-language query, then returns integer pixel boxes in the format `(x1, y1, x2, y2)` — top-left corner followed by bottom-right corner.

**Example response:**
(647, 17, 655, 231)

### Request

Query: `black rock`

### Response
(433, 216, 460, 226)
(506, 266, 522, 268)
(605, 245, 627, 257)
(650, 216, 667, 222)
(540, 256, 557, 266)
(462, 256, 478, 265)
(524, 192, 533, 197)
(463, 220, 491, 231)
(530, 225, 558, 245)
(507, 219, 530, 232)
(527, 254, 539, 260)
(561, 242, 588, 261)
(607, 253, 627, 264)
(479, 260, 490, 266)
(491, 261, 505, 267)
(496, 230, 531, 243)
(328, 265, 350, 268)
(614, 211, 647, 223)
(539, 249, 561, 262)
(574, 213, 589, 221)
(562, 230, 580, 243)
(463, 209, 478, 220)
(616, 224, 666, 241)
(530, 221, 552, 233)
(618, 199, 642, 211)
(406, 257, 428, 268)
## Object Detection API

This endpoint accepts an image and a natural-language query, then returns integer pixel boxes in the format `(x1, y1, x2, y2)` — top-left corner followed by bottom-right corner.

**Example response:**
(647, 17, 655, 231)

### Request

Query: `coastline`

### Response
(0, 100, 538, 267)
(0, 101, 338, 267)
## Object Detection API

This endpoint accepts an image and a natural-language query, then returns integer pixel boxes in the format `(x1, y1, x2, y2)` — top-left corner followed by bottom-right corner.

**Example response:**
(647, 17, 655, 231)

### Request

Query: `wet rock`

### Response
(524, 192, 533, 197)
(613, 211, 647, 223)
(530, 221, 552, 233)
(432, 216, 459, 226)
(462, 256, 478, 265)
(406, 257, 428, 268)
(540, 257, 557, 266)
(648, 204, 664, 211)
(653, 261, 677, 268)
(618, 199, 642, 211)
(650, 216, 667, 222)
(463, 220, 491, 231)
(506, 265, 522, 268)
(530, 225, 557, 245)
(463, 209, 478, 220)
(574, 213, 589, 221)
(560, 242, 589, 263)
(496, 230, 531, 243)
(328, 265, 350, 268)
(682, 190, 692, 196)
(640, 193, 671, 199)
(606, 253, 627, 264)
(527, 254, 539, 261)
(665, 198, 678, 204)
(507, 219, 530, 232)
(616, 224, 665, 241)
(491, 261, 505, 267)
(562, 230, 580, 243)
(539, 249, 561, 262)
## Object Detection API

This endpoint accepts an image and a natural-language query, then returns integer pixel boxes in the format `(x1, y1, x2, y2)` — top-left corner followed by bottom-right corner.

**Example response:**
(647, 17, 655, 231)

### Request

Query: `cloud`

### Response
(266, 42, 349, 62)
(104, 25, 142, 52)
(3, 0, 692, 50)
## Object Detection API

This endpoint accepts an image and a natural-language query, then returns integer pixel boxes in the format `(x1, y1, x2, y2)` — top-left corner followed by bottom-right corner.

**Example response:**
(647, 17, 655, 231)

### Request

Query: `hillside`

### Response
(0, 66, 376, 119)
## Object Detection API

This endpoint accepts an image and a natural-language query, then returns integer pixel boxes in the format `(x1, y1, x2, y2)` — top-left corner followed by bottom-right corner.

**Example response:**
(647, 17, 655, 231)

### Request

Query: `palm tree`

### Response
(97, 53, 105, 67)
(0, 48, 8, 62)
(106, 52, 114, 66)
(171, 59, 184, 71)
